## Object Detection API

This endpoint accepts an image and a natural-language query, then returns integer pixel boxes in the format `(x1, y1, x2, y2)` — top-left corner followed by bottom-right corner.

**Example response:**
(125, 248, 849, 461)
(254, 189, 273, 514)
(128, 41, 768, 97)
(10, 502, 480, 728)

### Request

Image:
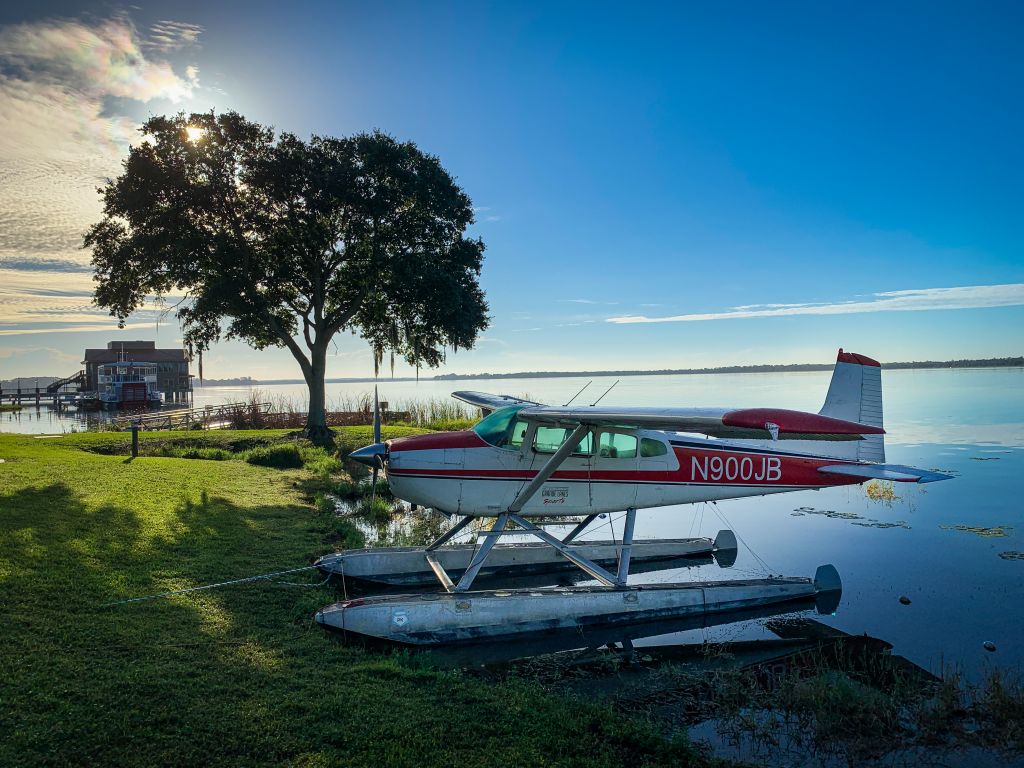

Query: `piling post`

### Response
(131, 421, 140, 458)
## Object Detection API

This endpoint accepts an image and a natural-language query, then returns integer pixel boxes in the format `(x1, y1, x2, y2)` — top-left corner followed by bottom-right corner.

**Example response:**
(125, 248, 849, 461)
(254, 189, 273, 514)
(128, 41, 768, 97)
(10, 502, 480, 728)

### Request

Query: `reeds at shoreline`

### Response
(221, 389, 480, 430)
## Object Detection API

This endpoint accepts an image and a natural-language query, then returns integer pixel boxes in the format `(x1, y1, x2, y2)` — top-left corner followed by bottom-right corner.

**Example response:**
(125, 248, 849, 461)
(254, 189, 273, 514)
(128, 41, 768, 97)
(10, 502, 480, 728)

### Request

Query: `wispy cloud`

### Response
(559, 298, 620, 305)
(607, 284, 1024, 324)
(471, 206, 501, 222)
(0, 15, 202, 336)
(146, 20, 204, 52)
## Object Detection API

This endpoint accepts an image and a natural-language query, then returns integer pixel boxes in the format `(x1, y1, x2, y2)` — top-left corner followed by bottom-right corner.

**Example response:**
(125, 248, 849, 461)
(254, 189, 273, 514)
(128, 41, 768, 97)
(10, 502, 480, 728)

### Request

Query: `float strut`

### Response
(561, 514, 598, 544)
(425, 514, 474, 552)
(616, 507, 636, 587)
(507, 514, 618, 587)
(453, 514, 509, 592)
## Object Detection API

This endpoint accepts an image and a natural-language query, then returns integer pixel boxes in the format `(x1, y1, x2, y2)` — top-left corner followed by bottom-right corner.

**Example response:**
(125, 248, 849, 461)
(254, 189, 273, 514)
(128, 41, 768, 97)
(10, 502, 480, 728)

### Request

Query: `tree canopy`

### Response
(85, 111, 489, 441)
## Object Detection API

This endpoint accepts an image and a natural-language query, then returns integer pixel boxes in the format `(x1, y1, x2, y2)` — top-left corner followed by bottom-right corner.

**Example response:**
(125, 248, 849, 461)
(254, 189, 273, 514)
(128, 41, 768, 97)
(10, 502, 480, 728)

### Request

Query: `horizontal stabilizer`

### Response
(817, 463, 954, 484)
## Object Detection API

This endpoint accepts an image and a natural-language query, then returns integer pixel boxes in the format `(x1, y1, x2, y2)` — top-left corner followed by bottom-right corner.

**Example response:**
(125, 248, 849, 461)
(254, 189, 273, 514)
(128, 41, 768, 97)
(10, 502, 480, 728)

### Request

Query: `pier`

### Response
(111, 401, 273, 431)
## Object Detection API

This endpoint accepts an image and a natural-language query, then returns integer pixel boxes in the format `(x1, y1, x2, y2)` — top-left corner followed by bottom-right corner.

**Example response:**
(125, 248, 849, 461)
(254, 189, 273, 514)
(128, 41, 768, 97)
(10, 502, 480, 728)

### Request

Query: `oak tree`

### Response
(85, 112, 489, 442)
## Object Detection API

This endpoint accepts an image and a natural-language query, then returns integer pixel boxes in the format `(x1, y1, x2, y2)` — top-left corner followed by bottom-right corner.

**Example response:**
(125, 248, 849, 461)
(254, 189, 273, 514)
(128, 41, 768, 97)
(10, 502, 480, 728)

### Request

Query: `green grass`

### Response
(0, 430, 700, 767)
(0, 403, 23, 412)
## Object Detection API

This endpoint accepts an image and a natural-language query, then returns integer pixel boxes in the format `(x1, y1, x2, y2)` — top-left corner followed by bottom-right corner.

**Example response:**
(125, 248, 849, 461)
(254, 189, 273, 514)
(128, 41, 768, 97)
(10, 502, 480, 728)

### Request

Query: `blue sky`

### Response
(0, 1, 1021, 380)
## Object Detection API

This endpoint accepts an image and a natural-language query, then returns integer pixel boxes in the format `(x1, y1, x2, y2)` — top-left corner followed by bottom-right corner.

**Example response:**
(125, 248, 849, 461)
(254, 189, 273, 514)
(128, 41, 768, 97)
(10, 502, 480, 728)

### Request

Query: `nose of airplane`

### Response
(349, 442, 387, 467)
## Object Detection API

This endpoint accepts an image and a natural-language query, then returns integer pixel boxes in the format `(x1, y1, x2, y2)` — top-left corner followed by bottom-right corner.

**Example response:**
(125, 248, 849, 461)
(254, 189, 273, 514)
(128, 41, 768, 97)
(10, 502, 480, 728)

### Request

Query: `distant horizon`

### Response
(4, 353, 1022, 389)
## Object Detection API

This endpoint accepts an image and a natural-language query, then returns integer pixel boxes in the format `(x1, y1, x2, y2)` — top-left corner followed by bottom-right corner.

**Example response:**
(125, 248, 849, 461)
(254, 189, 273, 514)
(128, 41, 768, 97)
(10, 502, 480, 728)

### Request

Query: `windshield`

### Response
(472, 405, 525, 447)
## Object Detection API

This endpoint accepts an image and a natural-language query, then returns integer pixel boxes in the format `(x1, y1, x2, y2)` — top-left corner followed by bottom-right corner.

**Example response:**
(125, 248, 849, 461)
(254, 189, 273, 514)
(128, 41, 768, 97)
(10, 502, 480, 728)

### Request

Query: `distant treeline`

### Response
(432, 356, 1024, 381)
(10, 357, 1022, 389)
(0, 376, 60, 390)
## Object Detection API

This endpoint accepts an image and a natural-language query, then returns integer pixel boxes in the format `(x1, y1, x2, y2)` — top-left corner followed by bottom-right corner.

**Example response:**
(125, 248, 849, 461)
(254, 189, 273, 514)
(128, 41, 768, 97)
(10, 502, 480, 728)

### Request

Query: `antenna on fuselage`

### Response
(563, 380, 592, 406)
(590, 379, 619, 407)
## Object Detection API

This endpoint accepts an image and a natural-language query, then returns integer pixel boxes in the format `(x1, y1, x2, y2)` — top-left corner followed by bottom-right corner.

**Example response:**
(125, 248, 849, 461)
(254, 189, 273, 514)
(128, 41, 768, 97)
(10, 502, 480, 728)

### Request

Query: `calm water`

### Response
(3, 368, 1022, 676)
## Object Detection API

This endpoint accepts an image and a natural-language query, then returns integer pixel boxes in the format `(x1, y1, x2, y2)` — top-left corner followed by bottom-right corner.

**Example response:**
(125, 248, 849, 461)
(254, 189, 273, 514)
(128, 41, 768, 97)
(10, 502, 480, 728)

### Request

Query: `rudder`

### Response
(819, 349, 884, 462)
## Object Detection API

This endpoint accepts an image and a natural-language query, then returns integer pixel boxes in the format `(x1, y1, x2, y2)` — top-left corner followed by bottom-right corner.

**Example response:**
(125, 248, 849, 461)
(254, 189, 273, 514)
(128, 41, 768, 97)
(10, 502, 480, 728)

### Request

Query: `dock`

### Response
(111, 401, 272, 430)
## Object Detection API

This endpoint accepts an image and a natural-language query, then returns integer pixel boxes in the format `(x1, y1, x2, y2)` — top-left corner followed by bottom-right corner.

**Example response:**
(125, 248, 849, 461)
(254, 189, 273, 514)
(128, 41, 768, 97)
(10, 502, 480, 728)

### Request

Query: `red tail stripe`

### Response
(837, 348, 881, 367)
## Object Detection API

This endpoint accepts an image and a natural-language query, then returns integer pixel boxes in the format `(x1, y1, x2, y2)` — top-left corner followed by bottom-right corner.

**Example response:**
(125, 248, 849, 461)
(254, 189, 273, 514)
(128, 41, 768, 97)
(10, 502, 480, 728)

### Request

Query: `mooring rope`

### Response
(100, 564, 325, 607)
(706, 502, 776, 576)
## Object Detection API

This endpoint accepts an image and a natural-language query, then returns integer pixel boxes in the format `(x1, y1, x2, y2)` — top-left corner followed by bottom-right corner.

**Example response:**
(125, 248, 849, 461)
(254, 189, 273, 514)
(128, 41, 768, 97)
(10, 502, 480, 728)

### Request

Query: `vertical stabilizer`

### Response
(819, 349, 885, 462)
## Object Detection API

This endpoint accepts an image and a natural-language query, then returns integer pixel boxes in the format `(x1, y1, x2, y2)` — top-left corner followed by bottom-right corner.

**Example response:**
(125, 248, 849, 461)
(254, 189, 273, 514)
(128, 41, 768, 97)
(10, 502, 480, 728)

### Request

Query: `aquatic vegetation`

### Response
(792, 506, 863, 520)
(939, 524, 1013, 538)
(998, 551, 1024, 561)
(865, 480, 899, 503)
(298, 445, 343, 478)
(353, 495, 394, 525)
(853, 520, 911, 529)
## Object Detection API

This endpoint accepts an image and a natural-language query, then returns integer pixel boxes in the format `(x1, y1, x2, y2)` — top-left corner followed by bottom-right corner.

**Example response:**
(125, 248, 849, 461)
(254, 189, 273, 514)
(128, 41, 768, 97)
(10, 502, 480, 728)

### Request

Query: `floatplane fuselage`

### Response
(357, 349, 949, 520)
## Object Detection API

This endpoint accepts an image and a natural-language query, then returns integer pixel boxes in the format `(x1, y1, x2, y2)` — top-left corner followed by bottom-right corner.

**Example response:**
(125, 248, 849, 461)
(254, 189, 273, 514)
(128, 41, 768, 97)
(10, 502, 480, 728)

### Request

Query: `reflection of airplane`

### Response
(316, 350, 951, 643)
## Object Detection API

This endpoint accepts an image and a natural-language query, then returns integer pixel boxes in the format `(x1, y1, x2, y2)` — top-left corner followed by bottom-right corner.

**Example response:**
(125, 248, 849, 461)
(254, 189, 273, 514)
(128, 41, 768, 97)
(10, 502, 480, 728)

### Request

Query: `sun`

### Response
(184, 125, 206, 143)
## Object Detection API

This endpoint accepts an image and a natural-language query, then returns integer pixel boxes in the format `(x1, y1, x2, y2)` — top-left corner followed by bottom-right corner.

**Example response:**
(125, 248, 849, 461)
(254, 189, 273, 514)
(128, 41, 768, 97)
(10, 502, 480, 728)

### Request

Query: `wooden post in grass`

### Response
(131, 421, 139, 458)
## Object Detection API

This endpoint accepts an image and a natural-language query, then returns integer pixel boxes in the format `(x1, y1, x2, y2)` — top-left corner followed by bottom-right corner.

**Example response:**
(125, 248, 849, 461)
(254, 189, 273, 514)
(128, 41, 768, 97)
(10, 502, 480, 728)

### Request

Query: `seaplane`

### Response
(315, 350, 951, 644)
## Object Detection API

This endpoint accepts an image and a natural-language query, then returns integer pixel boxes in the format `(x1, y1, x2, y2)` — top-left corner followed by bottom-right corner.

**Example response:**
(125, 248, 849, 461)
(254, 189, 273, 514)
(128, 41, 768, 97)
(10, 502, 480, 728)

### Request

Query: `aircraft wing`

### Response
(452, 390, 543, 414)
(513, 405, 885, 441)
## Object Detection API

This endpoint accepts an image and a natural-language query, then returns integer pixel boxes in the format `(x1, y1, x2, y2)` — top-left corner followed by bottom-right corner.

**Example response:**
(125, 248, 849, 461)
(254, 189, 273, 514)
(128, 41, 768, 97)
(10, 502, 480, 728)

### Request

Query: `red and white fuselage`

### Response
(354, 350, 949, 518)
(385, 428, 870, 516)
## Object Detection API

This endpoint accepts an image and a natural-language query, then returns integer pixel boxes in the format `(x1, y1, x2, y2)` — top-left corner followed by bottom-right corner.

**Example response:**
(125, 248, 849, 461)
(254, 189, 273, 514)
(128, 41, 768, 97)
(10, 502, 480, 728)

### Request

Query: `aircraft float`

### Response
(315, 350, 951, 644)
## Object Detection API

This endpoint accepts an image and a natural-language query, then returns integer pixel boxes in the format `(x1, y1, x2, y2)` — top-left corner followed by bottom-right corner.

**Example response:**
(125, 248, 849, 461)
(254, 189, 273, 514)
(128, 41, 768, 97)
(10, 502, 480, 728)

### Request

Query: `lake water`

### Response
(3, 367, 1023, 678)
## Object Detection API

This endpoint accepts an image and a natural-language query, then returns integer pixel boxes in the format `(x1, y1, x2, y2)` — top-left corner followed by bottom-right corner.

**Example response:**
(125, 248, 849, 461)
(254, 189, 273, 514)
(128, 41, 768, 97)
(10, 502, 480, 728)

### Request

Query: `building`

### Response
(83, 341, 192, 404)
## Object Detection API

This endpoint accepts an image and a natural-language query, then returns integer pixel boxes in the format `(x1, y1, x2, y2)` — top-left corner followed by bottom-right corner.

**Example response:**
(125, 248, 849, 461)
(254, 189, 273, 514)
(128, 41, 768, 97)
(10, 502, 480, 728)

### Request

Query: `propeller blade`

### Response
(369, 460, 379, 509)
(372, 385, 381, 445)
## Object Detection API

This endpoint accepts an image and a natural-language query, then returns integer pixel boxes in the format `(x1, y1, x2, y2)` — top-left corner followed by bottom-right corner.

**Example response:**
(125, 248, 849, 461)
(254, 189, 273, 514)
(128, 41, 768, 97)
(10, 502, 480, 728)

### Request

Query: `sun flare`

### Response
(184, 125, 206, 142)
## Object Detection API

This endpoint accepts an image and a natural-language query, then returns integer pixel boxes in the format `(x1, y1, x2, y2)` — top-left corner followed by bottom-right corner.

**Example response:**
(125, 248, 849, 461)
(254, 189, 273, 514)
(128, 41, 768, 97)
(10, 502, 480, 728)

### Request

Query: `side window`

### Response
(508, 419, 529, 449)
(598, 432, 638, 459)
(532, 427, 593, 455)
(640, 438, 668, 458)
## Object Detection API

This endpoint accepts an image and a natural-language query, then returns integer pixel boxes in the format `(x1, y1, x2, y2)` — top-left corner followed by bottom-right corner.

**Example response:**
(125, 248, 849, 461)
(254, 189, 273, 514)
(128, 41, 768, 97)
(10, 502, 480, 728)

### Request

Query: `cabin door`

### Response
(590, 430, 639, 512)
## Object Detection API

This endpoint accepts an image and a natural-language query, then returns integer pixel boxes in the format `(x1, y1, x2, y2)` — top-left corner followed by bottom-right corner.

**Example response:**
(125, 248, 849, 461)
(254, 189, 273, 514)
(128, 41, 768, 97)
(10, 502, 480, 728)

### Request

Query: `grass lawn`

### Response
(0, 429, 702, 767)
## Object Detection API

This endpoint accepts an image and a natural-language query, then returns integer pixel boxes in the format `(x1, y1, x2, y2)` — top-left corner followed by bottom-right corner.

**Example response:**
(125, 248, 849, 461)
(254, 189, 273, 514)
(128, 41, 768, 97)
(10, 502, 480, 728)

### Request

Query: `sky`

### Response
(0, 1, 1021, 381)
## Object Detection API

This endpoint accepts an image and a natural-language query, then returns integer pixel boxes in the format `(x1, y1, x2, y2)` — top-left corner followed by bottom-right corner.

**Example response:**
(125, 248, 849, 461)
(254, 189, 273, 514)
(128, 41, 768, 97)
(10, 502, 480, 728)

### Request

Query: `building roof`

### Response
(106, 340, 156, 350)
(83, 349, 189, 364)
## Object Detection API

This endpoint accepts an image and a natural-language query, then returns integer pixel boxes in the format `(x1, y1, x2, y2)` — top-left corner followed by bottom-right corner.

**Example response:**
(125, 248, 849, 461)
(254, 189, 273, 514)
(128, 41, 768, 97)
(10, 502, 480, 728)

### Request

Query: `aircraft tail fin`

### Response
(816, 349, 885, 463)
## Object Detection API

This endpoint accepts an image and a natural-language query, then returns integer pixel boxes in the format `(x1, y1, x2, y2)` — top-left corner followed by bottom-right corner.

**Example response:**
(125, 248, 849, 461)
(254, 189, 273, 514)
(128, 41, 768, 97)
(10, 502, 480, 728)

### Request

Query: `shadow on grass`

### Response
(0, 481, 698, 768)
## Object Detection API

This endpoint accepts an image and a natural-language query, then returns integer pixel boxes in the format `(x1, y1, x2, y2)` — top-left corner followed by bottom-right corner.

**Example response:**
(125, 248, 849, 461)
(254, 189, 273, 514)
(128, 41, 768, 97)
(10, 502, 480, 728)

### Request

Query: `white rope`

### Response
(101, 564, 323, 607)
(707, 502, 775, 575)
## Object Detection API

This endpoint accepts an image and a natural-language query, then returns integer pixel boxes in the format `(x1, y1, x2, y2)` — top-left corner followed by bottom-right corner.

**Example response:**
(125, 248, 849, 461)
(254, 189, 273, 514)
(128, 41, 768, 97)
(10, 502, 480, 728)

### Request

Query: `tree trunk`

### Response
(304, 344, 333, 445)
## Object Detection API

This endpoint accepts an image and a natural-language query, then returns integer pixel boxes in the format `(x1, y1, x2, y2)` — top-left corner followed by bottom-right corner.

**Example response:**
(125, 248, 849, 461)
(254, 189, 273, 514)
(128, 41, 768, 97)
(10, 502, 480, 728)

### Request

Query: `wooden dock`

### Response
(112, 402, 273, 431)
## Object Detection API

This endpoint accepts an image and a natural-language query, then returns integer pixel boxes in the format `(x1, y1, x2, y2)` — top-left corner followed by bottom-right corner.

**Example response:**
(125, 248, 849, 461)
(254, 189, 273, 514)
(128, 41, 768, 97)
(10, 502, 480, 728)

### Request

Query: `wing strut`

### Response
(434, 422, 637, 592)
(508, 424, 591, 513)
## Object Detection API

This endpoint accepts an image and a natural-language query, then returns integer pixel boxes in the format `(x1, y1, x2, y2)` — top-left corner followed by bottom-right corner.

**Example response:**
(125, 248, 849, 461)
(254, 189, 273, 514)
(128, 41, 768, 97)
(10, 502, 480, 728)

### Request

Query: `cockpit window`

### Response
(533, 426, 593, 455)
(472, 406, 525, 447)
(640, 438, 668, 457)
(598, 432, 637, 459)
